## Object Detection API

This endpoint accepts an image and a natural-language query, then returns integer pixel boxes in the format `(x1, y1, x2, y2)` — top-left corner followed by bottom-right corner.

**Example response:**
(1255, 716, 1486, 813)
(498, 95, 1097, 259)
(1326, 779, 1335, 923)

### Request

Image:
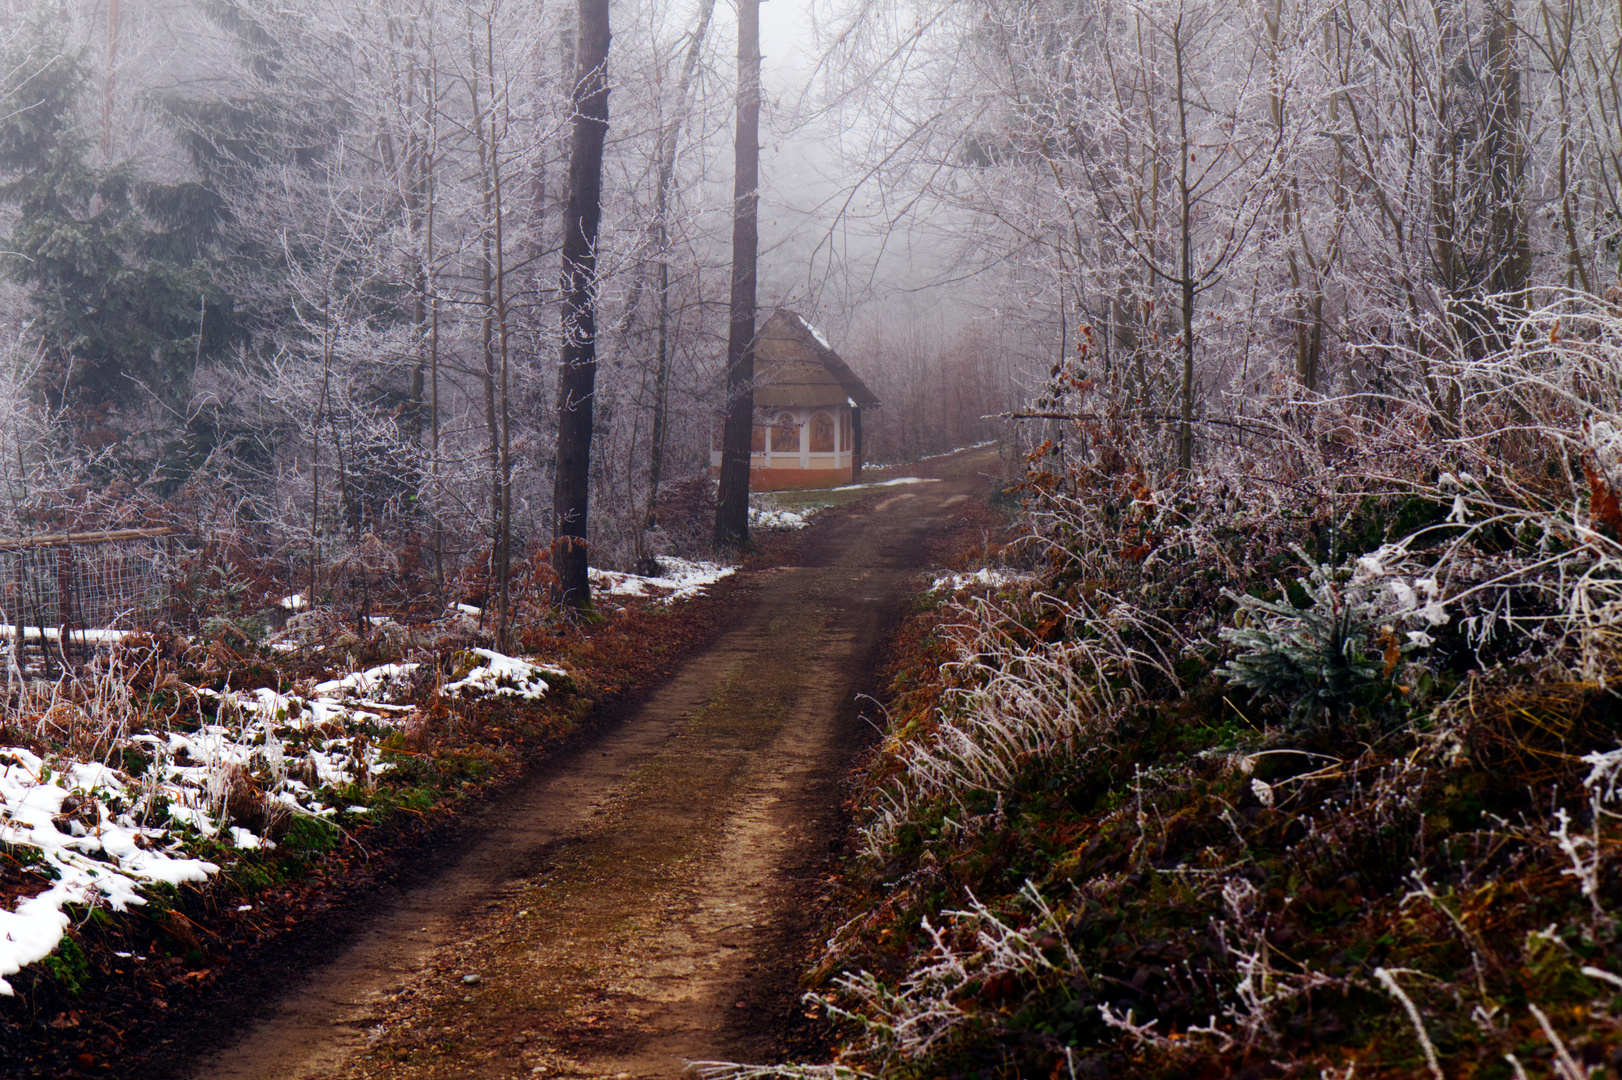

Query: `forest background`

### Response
(6, 0, 1620, 603)
(14, 0, 1622, 1074)
(0, 0, 1017, 618)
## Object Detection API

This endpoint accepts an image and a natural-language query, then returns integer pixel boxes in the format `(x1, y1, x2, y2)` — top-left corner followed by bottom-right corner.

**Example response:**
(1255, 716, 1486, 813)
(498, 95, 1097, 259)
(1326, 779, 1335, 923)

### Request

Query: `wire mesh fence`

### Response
(0, 529, 175, 654)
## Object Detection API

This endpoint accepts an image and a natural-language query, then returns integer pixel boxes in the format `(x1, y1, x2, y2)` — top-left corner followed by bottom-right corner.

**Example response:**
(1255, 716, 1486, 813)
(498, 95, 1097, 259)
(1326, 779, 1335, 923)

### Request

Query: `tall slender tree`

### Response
(647, 0, 718, 533)
(713, 0, 761, 549)
(553, 0, 612, 606)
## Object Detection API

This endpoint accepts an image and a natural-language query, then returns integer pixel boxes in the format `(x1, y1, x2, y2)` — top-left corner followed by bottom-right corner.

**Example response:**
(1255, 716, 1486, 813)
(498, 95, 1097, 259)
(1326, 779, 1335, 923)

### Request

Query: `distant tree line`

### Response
(816, 0, 1622, 472)
(0, 0, 759, 624)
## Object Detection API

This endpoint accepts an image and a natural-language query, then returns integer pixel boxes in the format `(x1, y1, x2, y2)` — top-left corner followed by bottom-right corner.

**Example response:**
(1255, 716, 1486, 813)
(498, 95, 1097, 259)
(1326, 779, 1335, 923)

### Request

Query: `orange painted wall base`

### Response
(710, 465, 856, 492)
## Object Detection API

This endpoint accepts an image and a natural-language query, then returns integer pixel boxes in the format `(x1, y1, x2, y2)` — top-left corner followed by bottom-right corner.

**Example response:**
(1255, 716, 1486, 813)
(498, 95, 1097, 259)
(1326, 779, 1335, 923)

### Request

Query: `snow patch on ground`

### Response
(918, 441, 996, 460)
(446, 649, 565, 700)
(750, 505, 810, 530)
(0, 624, 133, 644)
(589, 558, 735, 603)
(0, 644, 565, 992)
(196, 661, 420, 732)
(313, 662, 420, 702)
(0, 747, 218, 995)
(930, 568, 1034, 593)
(832, 476, 943, 491)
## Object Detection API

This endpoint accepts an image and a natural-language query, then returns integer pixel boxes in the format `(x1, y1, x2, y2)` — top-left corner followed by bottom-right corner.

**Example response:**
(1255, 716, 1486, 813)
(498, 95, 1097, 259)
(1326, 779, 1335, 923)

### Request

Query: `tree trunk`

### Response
(1485, 0, 1528, 314)
(552, 0, 612, 607)
(852, 406, 863, 480)
(468, 25, 500, 624)
(487, 18, 514, 642)
(647, 0, 718, 531)
(426, 51, 443, 596)
(713, 0, 761, 549)
(100, 0, 120, 159)
(1175, 21, 1195, 475)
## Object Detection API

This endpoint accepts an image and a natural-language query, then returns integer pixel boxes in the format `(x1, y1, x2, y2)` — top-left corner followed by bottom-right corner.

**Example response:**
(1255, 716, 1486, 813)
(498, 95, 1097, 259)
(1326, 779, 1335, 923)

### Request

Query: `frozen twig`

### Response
(1528, 1004, 1585, 1080)
(1551, 802, 1605, 917)
(1373, 968, 1444, 1080)
(687, 1064, 873, 1080)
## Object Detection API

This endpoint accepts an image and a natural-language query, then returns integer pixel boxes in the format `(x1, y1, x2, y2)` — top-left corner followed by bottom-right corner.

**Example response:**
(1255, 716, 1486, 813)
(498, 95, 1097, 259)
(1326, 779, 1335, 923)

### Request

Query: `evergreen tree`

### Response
(0, 33, 233, 427)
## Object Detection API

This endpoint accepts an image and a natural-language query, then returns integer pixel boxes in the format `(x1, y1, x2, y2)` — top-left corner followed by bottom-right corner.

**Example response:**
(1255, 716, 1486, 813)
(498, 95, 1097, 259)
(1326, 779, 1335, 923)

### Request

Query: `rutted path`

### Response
(192, 446, 1002, 1080)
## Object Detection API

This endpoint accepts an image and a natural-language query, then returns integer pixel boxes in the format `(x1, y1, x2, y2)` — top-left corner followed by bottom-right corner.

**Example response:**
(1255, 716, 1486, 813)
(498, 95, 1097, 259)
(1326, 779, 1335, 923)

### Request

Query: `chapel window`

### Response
(810, 412, 835, 452)
(772, 413, 799, 453)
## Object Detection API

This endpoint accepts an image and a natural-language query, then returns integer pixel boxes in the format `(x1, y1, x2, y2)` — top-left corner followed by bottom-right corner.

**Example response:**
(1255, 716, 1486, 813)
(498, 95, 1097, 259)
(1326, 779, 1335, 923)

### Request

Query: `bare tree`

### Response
(552, 0, 612, 606)
(713, 0, 762, 549)
(646, 0, 718, 536)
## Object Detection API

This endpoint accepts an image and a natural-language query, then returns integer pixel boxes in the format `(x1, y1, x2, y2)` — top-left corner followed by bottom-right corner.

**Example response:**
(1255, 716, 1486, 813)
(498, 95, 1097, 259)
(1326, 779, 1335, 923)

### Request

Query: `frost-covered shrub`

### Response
(763, 294, 1622, 1079)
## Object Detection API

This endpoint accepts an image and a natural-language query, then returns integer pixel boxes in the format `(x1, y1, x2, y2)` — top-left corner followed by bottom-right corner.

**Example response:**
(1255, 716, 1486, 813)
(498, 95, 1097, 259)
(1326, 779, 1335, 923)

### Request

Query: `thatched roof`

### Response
(752, 309, 881, 410)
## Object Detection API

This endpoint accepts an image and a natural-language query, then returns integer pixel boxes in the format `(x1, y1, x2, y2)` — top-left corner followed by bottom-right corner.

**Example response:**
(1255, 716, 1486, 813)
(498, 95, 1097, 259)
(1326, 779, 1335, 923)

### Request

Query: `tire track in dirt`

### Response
(190, 447, 1001, 1080)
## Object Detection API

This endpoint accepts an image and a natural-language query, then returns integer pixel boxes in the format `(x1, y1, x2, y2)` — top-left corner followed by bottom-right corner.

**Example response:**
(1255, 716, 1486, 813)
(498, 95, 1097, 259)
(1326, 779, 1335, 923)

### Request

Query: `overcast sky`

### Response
(760, 0, 820, 81)
(745, 0, 956, 332)
(682, 0, 974, 346)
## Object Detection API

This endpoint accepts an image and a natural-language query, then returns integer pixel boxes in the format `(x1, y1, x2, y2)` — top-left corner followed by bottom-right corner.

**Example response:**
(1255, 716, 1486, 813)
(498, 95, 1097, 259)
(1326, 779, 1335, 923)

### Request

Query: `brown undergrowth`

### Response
(803, 560, 1622, 1080)
(767, 306, 1622, 1080)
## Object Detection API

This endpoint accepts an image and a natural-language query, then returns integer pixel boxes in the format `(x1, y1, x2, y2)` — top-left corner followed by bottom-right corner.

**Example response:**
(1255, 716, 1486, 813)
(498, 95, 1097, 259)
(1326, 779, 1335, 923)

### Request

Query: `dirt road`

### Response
(190, 446, 1003, 1080)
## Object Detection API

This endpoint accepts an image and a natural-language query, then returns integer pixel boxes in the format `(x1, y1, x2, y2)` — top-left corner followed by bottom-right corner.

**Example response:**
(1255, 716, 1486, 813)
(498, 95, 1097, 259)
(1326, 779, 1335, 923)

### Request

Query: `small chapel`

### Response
(709, 309, 882, 491)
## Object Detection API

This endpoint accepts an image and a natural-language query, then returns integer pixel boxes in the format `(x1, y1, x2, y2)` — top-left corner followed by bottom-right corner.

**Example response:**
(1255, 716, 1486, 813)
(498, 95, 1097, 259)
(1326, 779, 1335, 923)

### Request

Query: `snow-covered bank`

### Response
(750, 505, 811, 530)
(0, 647, 565, 993)
(0, 748, 217, 995)
(929, 567, 1034, 594)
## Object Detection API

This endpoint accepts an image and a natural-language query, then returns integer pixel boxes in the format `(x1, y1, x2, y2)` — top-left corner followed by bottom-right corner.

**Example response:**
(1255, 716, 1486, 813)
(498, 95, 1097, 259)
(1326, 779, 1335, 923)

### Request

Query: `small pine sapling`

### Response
(1218, 560, 1395, 734)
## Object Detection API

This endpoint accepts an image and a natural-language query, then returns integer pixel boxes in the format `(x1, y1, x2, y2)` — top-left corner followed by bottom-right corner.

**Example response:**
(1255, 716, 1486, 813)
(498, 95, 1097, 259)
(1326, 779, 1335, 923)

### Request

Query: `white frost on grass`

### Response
(931, 568, 1034, 594)
(831, 477, 943, 492)
(0, 747, 217, 995)
(589, 557, 735, 603)
(446, 649, 566, 699)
